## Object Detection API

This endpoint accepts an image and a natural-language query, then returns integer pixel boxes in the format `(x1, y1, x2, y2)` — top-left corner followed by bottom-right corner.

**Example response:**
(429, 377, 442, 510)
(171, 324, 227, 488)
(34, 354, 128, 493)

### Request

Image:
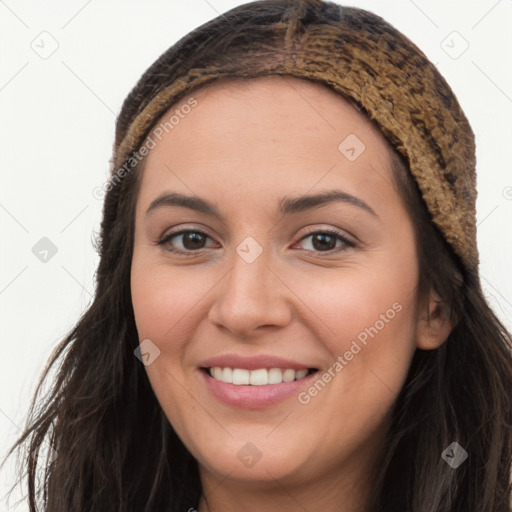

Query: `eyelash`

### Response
(155, 227, 357, 257)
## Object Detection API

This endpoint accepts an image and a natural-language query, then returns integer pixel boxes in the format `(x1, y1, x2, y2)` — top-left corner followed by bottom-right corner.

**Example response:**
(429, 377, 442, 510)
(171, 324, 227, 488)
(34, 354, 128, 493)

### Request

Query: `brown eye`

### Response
(310, 233, 337, 251)
(180, 232, 207, 250)
(296, 230, 356, 253)
(157, 230, 215, 255)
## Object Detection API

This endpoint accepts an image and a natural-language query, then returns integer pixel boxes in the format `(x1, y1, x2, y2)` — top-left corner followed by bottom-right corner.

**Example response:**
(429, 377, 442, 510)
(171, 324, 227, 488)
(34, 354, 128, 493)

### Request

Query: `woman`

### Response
(7, 0, 512, 510)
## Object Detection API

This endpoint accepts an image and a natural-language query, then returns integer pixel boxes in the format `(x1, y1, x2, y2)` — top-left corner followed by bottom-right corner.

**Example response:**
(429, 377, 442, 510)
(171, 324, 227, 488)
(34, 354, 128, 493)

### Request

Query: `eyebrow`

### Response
(279, 190, 378, 218)
(146, 190, 378, 221)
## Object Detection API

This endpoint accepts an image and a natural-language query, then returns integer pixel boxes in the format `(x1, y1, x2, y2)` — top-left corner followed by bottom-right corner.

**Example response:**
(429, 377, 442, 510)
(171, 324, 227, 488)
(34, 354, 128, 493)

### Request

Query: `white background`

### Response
(1, 0, 511, 509)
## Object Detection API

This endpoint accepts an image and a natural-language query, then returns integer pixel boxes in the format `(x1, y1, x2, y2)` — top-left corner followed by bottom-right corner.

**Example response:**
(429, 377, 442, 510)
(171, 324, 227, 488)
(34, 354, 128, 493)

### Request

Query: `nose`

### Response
(207, 244, 292, 338)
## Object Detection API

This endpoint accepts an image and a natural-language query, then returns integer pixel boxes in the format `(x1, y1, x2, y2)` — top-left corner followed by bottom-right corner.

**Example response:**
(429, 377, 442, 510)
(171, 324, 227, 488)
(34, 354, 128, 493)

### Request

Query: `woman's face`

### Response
(131, 76, 446, 495)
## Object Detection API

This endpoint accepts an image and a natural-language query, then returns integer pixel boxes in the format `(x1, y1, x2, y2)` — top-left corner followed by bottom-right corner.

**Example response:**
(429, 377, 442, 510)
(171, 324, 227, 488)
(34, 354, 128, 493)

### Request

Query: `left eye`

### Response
(157, 229, 355, 255)
(296, 230, 355, 253)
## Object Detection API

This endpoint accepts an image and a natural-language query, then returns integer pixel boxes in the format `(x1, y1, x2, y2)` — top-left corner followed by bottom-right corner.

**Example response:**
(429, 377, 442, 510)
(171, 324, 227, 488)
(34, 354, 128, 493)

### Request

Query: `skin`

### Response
(130, 76, 453, 512)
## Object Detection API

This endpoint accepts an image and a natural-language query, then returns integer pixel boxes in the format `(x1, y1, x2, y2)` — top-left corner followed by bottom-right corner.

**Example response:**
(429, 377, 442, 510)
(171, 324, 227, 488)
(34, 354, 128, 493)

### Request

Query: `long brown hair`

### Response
(5, 1, 512, 511)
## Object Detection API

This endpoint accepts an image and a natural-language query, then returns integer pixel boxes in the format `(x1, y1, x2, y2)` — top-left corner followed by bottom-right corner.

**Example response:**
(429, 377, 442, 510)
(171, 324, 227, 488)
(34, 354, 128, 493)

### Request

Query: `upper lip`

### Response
(199, 354, 317, 371)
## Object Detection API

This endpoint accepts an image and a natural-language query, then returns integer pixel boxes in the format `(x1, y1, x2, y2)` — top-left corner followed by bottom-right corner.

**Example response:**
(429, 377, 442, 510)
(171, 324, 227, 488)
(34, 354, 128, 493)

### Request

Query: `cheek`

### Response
(330, 279, 415, 353)
(292, 259, 417, 351)
(130, 259, 210, 346)
(289, 249, 419, 414)
(130, 259, 208, 429)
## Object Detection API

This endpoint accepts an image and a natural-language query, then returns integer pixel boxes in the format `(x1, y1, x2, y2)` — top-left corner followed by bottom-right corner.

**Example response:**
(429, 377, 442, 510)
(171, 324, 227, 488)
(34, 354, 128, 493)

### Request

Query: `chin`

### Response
(197, 447, 310, 485)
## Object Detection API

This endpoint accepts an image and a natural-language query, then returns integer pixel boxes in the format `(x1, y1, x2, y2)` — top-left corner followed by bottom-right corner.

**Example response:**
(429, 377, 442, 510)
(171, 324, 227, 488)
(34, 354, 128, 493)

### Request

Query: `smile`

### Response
(200, 365, 320, 409)
(206, 367, 317, 385)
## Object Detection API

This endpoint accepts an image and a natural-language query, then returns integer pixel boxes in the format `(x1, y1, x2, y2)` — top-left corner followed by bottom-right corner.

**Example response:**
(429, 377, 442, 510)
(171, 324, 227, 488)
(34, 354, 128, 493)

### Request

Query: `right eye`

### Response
(156, 229, 217, 256)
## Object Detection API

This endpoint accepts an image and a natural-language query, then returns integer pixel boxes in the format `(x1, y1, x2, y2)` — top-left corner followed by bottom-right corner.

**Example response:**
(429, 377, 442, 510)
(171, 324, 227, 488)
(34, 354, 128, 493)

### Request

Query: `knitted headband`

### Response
(110, 0, 478, 279)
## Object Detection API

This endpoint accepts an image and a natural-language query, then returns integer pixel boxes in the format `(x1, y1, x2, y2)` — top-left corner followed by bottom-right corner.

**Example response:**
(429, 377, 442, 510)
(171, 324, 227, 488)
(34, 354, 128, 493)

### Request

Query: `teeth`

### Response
(268, 368, 283, 384)
(232, 368, 250, 385)
(249, 368, 268, 385)
(282, 369, 296, 382)
(208, 367, 310, 385)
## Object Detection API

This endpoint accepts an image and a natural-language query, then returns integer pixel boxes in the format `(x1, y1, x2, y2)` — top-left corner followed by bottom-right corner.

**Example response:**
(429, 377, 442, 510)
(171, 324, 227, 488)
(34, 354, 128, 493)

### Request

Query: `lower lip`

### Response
(200, 369, 318, 409)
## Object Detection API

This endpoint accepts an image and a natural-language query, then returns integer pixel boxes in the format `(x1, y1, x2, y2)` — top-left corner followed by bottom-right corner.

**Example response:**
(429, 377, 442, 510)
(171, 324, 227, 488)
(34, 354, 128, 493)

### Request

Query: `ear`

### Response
(415, 289, 454, 350)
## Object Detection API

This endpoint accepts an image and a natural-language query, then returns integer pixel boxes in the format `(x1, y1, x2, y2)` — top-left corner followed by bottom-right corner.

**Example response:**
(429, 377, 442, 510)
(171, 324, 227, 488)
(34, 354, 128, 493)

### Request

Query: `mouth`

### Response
(202, 367, 319, 385)
(197, 354, 322, 408)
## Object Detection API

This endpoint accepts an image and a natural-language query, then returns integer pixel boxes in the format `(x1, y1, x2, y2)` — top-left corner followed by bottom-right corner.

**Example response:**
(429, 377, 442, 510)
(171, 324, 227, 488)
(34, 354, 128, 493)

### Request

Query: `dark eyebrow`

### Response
(146, 192, 224, 220)
(146, 190, 378, 220)
(279, 190, 378, 218)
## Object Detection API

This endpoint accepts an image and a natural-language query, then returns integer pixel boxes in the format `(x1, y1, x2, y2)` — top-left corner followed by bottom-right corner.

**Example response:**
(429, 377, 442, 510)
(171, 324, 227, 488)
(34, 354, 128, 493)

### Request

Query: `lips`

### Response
(197, 354, 320, 408)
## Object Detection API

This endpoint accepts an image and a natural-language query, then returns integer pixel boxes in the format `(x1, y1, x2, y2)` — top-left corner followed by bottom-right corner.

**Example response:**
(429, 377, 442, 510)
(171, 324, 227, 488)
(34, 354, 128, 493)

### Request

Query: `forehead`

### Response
(136, 75, 397, 215)
(174, 75, 381, 143)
